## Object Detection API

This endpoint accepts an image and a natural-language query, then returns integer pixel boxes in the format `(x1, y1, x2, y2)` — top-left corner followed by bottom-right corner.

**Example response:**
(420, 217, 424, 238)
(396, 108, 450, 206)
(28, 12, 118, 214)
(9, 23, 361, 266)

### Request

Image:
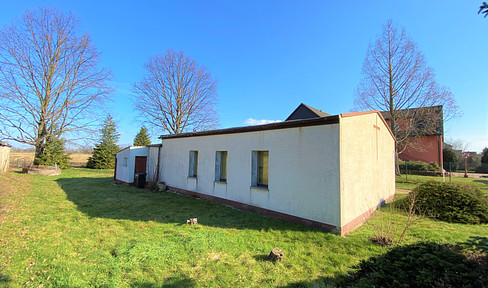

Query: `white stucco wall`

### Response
(115, 148, 131, 183)
(147, 146, 160, 182)
(339, 113, 396, 227)
(161, 124, 342, 226)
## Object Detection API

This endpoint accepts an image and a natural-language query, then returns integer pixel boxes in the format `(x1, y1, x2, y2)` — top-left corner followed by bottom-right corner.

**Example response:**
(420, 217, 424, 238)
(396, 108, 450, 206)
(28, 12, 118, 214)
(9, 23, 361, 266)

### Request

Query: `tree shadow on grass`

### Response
(276, 276, 340, 288)
(0, 273, 10, 285)
(278, 241, 488, 288)
(131, 275, 195, 288)
(56, 176, 317, 232)
(473, 179, 488, 191)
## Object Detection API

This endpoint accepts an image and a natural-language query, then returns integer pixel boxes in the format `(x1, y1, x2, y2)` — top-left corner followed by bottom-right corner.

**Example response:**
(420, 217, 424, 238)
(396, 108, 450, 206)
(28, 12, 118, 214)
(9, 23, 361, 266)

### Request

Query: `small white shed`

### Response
(0, 142, 11, 173)
(114, 144, 161, 184)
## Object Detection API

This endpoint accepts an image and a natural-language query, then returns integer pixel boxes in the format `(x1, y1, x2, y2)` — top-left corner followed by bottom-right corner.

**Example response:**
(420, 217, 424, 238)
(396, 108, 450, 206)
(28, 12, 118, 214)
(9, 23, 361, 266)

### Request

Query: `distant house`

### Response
(380, 106, 444, 165)
(115, 105, 396, 235)
(287, 104, 444, 165)
(286, 103, 330, 121)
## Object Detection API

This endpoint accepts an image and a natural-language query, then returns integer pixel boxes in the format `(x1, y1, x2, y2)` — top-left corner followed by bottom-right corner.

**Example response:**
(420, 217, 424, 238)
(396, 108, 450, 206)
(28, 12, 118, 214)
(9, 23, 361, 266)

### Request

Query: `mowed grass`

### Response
(9, 152, 91, 168)
(0, 169, 487, 287)
(396, 174, 488, 195)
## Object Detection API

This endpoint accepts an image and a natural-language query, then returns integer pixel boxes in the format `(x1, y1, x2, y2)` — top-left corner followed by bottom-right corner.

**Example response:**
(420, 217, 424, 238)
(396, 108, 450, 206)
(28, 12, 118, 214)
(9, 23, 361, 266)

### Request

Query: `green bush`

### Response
(398, 160, 428, 172)
(443, 147, 459, 171)
(347, 242, 486, 288)
(474, 147, 487, 173)
(427, 162, 441, 172)
(475, 162, 488, 173)
(412, 181, 488, 224)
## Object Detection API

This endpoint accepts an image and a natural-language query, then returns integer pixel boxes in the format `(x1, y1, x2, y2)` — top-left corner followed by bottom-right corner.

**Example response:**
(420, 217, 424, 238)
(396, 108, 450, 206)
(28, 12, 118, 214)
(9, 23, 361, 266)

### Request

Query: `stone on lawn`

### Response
(268, 247, 284, 262)
(187, 218, 198, 225)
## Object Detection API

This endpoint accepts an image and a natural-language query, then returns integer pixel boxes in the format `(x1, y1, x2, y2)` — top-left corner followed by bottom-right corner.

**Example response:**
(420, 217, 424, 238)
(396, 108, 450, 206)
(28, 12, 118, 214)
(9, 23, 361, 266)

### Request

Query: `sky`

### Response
(0, 1, 487, 152)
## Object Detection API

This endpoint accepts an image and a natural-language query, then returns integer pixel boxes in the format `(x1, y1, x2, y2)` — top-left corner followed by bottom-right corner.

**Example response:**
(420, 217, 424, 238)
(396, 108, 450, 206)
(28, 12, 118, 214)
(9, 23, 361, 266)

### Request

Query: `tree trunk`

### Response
(395, 149, 401, 176)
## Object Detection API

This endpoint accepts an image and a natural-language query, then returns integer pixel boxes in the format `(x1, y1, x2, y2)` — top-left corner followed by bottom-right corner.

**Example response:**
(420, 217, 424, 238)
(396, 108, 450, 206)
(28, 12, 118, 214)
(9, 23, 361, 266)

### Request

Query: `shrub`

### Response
(427, 162, 441, 172)
(476, 163, 488, 173)
(443, 147, 459, 171)
(398, 160, 428, 173)
(476, 148, 488, 173)
(412, 181, 488, 224)
(347, 242, 487, 287)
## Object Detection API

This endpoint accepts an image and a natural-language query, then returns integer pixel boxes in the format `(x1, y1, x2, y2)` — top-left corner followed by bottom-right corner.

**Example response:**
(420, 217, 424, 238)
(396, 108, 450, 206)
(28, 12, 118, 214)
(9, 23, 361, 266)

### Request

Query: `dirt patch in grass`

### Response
(395, 188, 411, 194)
(0, 173, 30, 223)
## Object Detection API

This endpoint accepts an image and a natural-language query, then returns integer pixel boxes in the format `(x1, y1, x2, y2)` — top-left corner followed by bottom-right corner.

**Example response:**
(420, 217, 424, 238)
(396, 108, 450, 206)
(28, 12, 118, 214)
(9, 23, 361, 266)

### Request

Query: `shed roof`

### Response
(285, 103, 330, 121)
(160, 115, 340, 140)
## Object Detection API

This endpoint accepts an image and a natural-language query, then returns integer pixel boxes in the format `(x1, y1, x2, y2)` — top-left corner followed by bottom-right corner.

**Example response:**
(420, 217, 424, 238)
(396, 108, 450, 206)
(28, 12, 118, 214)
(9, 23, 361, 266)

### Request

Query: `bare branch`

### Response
(0, 7, 112, 159)
(133, 50, 219, 135)
(352, 20, 460, 172)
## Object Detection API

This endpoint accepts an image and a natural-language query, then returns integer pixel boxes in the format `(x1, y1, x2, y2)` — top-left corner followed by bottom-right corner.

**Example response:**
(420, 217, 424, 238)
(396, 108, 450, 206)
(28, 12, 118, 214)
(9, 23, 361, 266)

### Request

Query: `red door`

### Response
(134, 156, 147, 175)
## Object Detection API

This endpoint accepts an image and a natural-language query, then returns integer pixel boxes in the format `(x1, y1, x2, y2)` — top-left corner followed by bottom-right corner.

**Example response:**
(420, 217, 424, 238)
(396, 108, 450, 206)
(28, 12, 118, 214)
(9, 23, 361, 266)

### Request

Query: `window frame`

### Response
(188, 150, 198, 177)
(123, 157, 128, 167)
(215, 151, 228, 182)
(252, 150, 269, 188)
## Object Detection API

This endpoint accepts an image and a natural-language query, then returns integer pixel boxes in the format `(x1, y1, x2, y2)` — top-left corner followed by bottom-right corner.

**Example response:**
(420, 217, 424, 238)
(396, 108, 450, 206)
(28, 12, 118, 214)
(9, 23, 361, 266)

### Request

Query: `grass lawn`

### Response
(396, 174, 488, 194)
(0, 169, 487, 287)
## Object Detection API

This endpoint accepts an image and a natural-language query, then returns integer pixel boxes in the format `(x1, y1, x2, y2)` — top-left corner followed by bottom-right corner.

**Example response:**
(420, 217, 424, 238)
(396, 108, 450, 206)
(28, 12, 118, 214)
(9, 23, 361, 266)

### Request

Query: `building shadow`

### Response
(55, 176, 316, 232)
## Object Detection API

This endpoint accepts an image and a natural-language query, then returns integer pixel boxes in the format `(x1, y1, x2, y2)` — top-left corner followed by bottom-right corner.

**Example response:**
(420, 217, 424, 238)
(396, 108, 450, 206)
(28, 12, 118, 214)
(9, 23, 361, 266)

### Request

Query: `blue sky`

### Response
(1, 1, 487, 152)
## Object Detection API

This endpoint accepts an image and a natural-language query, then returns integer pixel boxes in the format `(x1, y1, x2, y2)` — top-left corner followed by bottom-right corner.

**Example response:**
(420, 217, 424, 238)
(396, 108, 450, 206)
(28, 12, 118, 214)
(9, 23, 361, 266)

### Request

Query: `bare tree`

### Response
(133, 50, 219, 135)
(353, 20, 459, 172)
(0, 8, 111, 160)
(479, 2, 488, 17)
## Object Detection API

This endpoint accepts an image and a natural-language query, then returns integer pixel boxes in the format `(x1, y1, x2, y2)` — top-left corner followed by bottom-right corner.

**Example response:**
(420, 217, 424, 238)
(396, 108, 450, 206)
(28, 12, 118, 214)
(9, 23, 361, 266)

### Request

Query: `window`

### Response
(252, 151, 269, 188)
(189, 151, 198, 177)
(215, 151, 228, 182)
(123, 157, 128, 167)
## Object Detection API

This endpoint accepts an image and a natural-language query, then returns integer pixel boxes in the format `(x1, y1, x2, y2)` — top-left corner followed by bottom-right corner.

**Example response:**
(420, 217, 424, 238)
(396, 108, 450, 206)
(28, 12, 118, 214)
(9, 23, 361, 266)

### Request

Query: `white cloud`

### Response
(244, 118, 282, 126)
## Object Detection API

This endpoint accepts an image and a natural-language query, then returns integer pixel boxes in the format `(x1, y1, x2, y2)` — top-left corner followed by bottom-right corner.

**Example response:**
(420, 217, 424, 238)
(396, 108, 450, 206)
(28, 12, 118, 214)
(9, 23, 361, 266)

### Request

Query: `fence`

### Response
(401, 161, 463, 182)
(9, 153, 33, 169)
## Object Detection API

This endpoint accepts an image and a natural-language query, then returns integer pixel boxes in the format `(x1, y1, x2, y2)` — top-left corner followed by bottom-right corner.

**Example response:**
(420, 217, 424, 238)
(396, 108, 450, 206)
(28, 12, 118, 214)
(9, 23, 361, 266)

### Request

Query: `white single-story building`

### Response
(114, 144, 161, 184)
(115, 106, 395, 235)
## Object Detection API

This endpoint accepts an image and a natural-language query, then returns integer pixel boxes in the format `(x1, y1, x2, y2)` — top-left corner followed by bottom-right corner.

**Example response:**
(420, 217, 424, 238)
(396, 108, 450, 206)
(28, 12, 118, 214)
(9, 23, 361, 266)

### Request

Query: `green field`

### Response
(0, 169, 487, 287)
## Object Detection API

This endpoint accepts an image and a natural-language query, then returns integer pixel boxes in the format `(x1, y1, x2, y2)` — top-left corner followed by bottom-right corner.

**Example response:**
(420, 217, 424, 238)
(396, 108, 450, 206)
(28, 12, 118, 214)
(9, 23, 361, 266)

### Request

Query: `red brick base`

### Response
(340, 194, 396, 235)
(114, 179, 132, 185)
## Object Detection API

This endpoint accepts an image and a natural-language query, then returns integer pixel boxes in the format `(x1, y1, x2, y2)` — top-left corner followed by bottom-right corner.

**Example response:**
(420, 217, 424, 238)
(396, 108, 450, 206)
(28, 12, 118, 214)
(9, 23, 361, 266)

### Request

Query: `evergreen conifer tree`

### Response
(33, 137, 71, 169)
(86, 115, 120, 169)
(443, 147, 459, 171)
(133, 127, 151, 146)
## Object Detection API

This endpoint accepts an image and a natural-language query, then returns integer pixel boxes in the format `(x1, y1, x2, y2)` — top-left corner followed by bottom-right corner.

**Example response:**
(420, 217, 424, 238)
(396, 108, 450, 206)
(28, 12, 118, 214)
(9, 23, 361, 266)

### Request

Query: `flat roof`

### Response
(159, 115, 340, 140)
